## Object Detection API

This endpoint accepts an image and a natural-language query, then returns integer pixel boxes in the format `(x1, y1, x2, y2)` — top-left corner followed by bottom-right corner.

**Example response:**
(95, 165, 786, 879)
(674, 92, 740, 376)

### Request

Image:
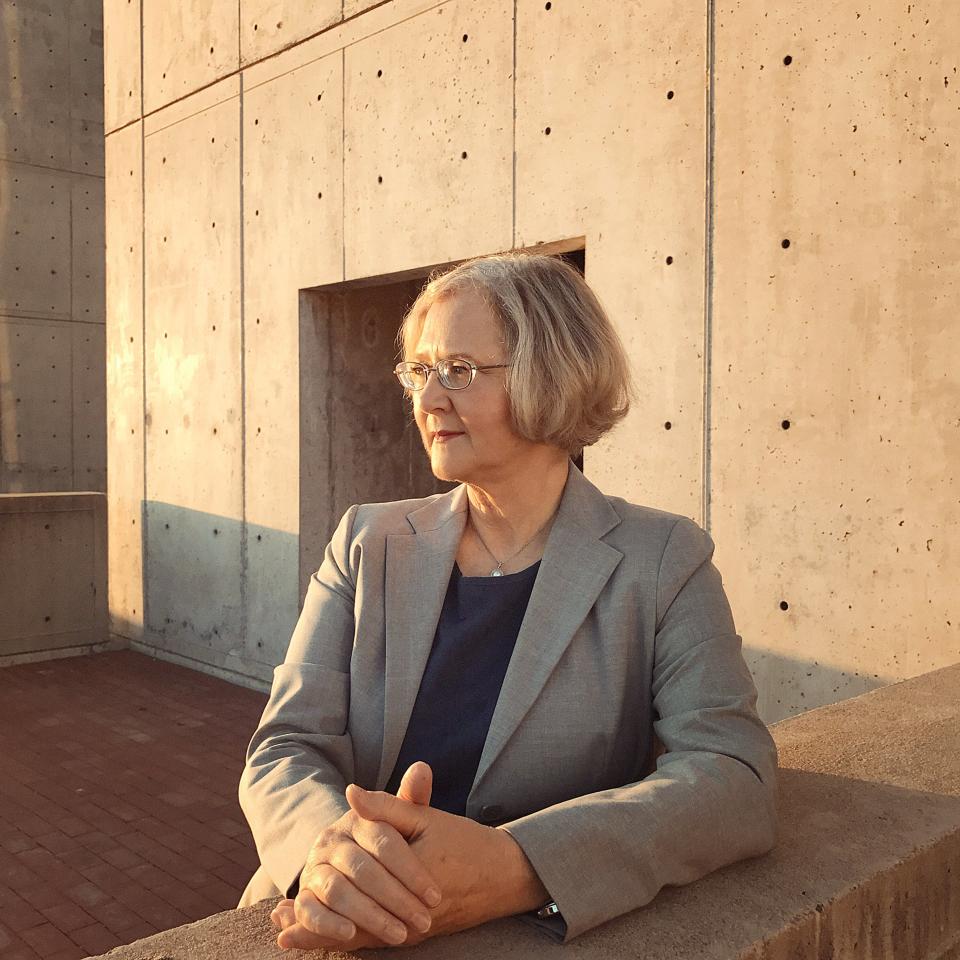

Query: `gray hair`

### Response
(396, 251, 636, 460)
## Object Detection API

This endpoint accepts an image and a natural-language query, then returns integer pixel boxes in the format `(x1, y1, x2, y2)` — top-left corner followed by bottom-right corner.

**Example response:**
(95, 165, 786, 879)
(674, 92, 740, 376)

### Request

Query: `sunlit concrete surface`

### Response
(0, 651, 265, 960)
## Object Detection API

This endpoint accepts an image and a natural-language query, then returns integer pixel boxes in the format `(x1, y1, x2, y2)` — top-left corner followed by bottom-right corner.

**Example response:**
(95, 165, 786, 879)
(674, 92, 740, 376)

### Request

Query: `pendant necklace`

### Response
(469, 510, 556, 576)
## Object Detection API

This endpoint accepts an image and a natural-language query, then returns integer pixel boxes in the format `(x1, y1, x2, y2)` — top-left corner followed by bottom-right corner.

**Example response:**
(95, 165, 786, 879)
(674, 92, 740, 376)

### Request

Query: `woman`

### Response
(238, 252, 779, 950)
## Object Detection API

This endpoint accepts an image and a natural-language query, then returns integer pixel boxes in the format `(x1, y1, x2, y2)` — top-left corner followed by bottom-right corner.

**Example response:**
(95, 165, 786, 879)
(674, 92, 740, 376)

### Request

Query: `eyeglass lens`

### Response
(399, 360, 473, 390)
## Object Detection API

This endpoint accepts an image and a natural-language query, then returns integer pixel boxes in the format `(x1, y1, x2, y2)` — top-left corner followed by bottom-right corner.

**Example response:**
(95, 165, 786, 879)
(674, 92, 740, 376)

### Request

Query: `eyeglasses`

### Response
(393, 358, 511, 391)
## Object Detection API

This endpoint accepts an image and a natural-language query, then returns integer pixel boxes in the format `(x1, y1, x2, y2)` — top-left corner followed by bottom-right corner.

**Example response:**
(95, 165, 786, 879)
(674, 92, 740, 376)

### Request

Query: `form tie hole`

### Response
(782, 419, 791, 429)
(780, 600, 789, 610)
(666, 90, 674, 99)
(783, 55, 793, 65)
(781, 238, 791, 248)
(665, 255, 673, 265)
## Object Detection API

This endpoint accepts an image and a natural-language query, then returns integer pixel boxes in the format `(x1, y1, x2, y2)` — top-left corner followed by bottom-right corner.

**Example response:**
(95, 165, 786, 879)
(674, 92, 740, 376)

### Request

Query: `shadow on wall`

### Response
(747, 646, 893, 725)
(140, 500, 296, 678)
(0, 13, 18, 480)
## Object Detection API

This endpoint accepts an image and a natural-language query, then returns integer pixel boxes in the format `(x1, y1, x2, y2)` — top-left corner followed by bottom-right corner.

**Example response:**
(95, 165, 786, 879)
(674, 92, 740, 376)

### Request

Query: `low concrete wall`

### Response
(88, 662, 960, 960)
(0, 492, 110, 665)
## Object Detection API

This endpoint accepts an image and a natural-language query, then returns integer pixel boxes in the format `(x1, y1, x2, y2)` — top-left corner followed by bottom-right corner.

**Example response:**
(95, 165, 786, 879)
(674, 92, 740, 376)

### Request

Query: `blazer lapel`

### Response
(469, 464, 623, 793)
(376, 484, 468, 789)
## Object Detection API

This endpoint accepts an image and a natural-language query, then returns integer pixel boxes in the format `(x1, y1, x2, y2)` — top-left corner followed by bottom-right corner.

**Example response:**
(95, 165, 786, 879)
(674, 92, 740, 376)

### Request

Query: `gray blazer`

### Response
(237, 461, 779, 942)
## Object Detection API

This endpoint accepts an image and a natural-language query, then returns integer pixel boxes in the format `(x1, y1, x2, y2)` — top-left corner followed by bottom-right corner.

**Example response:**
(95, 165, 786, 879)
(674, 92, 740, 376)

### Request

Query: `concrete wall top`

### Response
(87, 662, 960, 959)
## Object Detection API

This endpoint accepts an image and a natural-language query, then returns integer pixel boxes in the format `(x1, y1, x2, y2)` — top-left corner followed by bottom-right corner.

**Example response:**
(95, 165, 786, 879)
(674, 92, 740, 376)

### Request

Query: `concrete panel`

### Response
(343, 0, 514, 279)
(514, 2, 708, 520)
(70, 116, 105, 173)
(0, 318, 74, 491)
(0, 0, 71, 167)
(242, 51, 343, 665)
(72, 176, 105, 323)
(143, 0, 240, 115)
(711, 2, 960, 723)
(0, 160, 72, 318)
(143, 79, 243, 666)
(105, 122, 144, 641)
(103, 0, 142, 133)
(68, 0, 105, 122)
(239, 0, 340, 66)
(72, 323, 106, 492)
(0, 493, 107, 658)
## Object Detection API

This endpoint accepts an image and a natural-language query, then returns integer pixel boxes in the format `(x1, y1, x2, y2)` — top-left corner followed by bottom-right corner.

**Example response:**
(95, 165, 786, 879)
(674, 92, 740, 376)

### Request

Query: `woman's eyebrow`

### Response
(411, 351, 479, 362)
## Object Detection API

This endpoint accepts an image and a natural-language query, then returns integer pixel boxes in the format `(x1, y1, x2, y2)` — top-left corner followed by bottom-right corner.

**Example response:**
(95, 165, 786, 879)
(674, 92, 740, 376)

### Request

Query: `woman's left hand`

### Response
(272, 771, 523, 950)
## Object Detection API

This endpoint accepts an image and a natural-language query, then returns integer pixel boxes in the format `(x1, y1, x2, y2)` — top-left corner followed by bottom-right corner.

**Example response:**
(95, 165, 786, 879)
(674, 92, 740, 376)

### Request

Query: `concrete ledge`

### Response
(88, 663, 960, 960)
(0, 492, 108, 664)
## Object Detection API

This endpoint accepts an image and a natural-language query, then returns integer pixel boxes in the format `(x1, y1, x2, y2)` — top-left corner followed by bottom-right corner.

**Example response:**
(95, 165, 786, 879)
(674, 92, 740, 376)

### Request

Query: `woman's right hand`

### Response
(280, 762, 441, 949)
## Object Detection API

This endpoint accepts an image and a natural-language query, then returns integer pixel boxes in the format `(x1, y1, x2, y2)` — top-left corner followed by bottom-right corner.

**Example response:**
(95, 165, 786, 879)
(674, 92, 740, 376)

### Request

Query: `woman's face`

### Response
(410, 289, 527, 484)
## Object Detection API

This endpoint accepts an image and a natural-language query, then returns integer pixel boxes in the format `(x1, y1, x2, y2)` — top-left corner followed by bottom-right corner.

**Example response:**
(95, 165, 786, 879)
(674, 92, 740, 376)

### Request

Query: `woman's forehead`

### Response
(413, 296, 502, 359)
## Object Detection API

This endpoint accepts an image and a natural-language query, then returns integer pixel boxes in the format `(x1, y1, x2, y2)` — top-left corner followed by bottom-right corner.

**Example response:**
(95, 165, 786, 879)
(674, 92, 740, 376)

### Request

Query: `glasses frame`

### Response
(393, 357, 512, 391)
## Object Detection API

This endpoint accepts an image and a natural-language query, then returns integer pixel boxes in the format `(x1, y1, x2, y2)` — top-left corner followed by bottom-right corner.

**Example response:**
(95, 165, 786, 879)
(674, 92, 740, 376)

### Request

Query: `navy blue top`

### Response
(384, 558, 541, 815)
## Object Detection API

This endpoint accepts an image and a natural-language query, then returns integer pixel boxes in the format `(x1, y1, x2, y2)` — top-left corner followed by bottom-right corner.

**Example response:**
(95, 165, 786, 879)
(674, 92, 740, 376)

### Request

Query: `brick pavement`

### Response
(0, 651, 270, 959)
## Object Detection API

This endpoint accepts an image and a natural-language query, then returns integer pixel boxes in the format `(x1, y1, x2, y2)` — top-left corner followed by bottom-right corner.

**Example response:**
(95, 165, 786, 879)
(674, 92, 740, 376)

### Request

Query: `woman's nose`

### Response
(419, 368, 451, 407)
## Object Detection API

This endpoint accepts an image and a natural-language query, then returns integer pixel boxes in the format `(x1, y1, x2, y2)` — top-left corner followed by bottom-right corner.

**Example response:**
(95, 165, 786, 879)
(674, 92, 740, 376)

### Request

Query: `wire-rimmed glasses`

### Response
(393, 358, 511, 391)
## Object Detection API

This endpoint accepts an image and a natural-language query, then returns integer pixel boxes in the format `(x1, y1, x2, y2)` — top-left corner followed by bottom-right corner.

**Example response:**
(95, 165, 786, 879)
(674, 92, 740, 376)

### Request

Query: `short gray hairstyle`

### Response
(396, 251, 636, 459)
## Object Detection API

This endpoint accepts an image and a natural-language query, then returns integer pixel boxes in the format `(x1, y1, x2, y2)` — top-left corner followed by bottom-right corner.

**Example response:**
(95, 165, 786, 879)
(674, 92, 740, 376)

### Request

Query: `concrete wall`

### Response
(0, 492, 108, 663)
(0, 0, 106, 493)
(104, 0, 959, 718)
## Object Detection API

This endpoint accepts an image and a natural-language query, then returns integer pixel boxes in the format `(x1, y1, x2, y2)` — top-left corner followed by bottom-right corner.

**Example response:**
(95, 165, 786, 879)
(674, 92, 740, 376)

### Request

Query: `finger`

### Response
(352, 818, 442, 909)
(277, 918, 347, 952)
(397, 760, 433, 806)
(329, 833, 435, 929)
(270, 899, 296, 930)
(299, 868, 412, 946)
(278, 920, 383, 952)
(289, 887, 357, 944)
(346, 783, 430, 840)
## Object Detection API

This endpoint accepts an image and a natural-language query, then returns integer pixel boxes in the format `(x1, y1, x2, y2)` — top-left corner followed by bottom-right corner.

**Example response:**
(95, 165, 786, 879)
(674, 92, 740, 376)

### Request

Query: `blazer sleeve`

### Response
(499, 515, 779, 943)
(238, 503, 361, 899)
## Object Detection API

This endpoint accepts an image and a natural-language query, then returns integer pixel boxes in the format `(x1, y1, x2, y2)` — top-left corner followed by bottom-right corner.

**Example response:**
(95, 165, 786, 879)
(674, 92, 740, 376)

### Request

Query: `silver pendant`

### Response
(489, 568, 503, 577)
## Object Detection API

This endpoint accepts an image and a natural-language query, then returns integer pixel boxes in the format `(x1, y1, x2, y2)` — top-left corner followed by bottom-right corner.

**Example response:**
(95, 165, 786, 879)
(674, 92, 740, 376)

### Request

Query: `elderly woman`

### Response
(238, 252, 778, 950)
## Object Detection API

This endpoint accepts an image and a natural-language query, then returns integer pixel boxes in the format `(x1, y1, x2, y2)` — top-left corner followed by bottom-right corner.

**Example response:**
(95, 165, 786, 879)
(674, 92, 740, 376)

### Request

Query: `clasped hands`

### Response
(271, 761, 538, 951)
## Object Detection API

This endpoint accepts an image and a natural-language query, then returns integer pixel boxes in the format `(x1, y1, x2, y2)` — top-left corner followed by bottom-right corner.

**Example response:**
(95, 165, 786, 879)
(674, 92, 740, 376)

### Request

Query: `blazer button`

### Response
(479, 804, 504, 824)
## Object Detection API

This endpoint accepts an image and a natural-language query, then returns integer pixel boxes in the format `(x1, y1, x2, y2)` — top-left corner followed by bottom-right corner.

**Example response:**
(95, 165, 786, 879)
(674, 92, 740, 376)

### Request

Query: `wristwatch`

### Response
(536, 900, 562, 920)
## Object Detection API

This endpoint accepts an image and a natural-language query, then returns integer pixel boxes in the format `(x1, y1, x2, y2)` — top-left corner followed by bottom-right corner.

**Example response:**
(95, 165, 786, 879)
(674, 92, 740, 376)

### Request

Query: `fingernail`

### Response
(387, 922, 407, 943)
(424, 887, 441, 907)
(412, 912, 431, 933)
(337, 921, 355, 940)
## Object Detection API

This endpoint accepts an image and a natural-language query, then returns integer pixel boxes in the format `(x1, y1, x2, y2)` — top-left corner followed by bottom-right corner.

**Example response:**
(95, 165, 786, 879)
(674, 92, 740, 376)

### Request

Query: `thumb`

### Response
(397, 761, 433, 807)
(346, 781, 431, 841)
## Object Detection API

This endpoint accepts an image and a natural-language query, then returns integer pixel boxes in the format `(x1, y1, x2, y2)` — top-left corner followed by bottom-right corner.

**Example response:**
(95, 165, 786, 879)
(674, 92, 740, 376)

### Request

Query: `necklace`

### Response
(468, 509, 556, 576)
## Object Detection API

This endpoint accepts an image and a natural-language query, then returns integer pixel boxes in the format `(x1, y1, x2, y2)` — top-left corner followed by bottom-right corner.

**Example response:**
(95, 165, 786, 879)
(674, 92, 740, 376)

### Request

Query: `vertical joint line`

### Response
(140, 0, 149, 635)
(703, 0, 716, 534)
(239, 72, 248, 654)
(342, 47, 347, 282)
(512, 0, 517, 248)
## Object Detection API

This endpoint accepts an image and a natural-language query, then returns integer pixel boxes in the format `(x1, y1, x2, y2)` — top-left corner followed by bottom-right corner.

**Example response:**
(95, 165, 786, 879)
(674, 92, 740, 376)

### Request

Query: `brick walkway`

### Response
(0, 651, 269, 959)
